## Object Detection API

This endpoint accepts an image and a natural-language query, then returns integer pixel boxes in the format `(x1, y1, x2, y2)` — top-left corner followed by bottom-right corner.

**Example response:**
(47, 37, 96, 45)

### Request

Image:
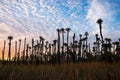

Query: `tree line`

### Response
(1, 19, 120, 64)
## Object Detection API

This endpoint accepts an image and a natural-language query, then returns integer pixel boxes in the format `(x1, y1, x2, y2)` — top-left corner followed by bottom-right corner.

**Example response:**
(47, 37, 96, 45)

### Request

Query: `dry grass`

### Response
(0, 62, 120, 80)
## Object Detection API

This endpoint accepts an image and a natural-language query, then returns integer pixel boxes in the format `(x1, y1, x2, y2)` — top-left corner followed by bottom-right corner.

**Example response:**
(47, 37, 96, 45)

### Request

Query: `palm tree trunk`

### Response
(78, 38, 82, 60)
(8, 40, 11, 61)
(99, 24, 104, 54)
(26, 44, 29, 63)
(2, 40, 6, 61)
(18, 40, 21, 62)
(49, 44, 51, 54)
(73, 33, 75, 52)
(15, 41, 17, 62)
(57, 32, 60, 63)
(31, 39, 34, 64)
(23, 38, 26, 63)
(66, 32, 69, 63)
(62, 32, 64, 53)
(99, 24, 104, 44)
(86, 39, 87, 52)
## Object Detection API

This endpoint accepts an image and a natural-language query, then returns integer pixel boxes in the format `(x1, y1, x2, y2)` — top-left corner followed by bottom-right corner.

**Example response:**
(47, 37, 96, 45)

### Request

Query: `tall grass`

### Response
(0, 62, 120, 80)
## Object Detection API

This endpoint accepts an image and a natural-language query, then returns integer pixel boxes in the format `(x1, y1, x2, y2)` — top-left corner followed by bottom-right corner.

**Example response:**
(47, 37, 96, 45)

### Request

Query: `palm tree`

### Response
(73, 33, 75, 43)
(114, 41, 119, 55)
(61, 28, 65, 52)
(93, 42, 97, 56)
(8, 36, 13, 61)
(105, 38, 108, 44)
(95, 34, 100, 55)
(53, 39, 57, 54)
(57, 28, 61, 63)
(23, 38, 26, 63)
(31, 38, 34, 63)
(18, 39, 21, 62)
(66, 28, 71, 48)
(2, 40, 6, 61)
(40, 37, 45, 63)
(85, 32, 89, 52)
(28, 46, 32, 62)
(26, 44, 29, 63)
(97, 19, 104, 44)
(49, 44, 51, 54)
(57, 28, 61, 53)
(39, 36, 43, 54)
(95, 34, 99, 42)
(88, 43, 91, 53)
(15, 41, 17, 62)
(66, 28, 71, 63)
(78, 34, 82, 59)
(45, 41, 48, 54)
(51, 44, 54, 54)
(82, 37, 86, 58)
(39, 36, 43, 46)
(104, 38, 112, 52)
(41, 37, 45, 54)
(72, 33, 76, 53)
(108, 38, 112, 52)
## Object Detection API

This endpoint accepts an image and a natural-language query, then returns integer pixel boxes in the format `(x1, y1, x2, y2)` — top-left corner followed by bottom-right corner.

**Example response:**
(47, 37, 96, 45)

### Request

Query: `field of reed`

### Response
(0, 62, 120, 80)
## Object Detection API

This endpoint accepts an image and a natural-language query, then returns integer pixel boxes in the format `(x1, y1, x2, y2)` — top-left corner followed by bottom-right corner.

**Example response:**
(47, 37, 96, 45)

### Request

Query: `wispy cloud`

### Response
(86, 0, 120, 41)
(0, 0, 89, 43)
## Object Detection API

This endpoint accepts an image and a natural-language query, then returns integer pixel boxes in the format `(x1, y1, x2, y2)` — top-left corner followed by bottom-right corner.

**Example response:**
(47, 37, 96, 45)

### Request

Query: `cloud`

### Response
(0, 0, 60, 42)
(86, 0, 120, 42)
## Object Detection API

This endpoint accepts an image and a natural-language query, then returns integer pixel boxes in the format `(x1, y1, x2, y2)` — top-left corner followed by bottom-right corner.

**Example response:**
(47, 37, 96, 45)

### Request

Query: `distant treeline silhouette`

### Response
(1, 19, 120, 64)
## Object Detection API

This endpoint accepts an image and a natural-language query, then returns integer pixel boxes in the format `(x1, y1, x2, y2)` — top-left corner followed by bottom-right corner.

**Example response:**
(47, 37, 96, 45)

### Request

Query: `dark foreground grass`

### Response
(0, 62, 120, 80)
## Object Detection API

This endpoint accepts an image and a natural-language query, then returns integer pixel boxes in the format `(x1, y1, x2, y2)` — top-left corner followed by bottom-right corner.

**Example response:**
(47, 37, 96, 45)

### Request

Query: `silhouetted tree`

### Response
(82, 37, 86, 58)
(39, 36, 42, 53)
(72, 40, 78, 62)
(23, 38, 26, 63)
(49, 44, 51, 53)
(29, 46, 32, 63)
(8, 36, 13, 61)
(85, 32, 89, 52)
(45, 41, 48, 54)
(26, 44, 29, 64)
(41, 37, 45, 63)
(31, 38, 34, 64)
(97, 19, 104, 44)
(73, 33, 76, 52)
(57, 28, 61, 63)
(61, 28, 65, 53)
(88, 43, 91, 53)
(14, 41, 17, 62)
(78, 34, 82, 61)
(114, 41, 120, 55)
(66, 28, 71, 63)
(95, 34, 100, 55)
(2, 40, 6, 61)
(17, 39, 21, 62)
(53, 40, 57, 54)
(108, 38, 112, 52)
(103, 38, 112, 53)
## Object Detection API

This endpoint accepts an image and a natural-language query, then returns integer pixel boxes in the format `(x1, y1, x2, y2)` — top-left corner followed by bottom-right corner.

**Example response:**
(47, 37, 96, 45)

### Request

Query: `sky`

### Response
(0, 0, 120, 59)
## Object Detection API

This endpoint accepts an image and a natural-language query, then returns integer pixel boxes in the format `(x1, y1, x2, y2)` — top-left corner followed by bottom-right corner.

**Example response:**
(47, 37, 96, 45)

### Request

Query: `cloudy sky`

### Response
(0, 0, 120, 59)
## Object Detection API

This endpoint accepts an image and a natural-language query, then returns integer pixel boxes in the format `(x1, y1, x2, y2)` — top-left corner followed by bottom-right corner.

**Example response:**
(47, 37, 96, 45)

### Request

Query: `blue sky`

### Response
(0, 0, 120, 56)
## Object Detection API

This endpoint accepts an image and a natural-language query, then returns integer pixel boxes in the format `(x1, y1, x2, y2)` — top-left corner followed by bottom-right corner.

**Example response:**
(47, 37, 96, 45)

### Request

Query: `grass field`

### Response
(0, 62, 120, 80)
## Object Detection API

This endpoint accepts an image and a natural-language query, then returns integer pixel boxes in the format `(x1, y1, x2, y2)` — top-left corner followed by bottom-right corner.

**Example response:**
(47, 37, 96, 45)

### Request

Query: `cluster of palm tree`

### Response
(1, 19, 120, 64)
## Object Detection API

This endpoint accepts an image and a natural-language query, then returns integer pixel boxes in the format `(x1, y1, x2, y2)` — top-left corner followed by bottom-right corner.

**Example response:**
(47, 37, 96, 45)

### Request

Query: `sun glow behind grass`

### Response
(0, 62, 120, 80)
